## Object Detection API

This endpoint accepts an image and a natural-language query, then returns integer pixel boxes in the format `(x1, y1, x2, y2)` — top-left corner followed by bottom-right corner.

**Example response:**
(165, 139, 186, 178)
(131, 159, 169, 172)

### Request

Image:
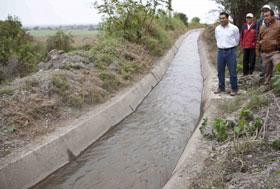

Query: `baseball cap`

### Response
(262, 5, 271, 10)
(246, 13, 254, 18)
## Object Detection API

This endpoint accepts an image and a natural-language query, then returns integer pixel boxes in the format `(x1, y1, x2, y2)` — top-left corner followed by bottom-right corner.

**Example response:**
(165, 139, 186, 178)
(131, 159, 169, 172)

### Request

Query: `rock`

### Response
(226, 117, 237, 128)
(39, 50, 92, 71)
(58, 50, 65, 54)
(48, 49, 60, 60)
(246, 154, 253, 159)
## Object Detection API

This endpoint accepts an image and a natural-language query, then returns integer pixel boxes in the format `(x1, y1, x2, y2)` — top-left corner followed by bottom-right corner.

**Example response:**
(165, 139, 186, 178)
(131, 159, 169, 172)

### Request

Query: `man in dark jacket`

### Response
(240, 13, 257, 75)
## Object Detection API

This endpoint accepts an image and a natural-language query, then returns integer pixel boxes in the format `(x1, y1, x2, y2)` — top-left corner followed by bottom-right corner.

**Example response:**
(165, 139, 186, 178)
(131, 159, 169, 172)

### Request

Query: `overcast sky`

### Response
(0, 0, 220, 26)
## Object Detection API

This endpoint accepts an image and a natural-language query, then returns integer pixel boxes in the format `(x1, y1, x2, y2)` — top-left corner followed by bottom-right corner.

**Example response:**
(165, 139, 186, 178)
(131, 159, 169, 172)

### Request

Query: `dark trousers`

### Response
(243, 48, 256, 75)
(217, 47, 238, 92)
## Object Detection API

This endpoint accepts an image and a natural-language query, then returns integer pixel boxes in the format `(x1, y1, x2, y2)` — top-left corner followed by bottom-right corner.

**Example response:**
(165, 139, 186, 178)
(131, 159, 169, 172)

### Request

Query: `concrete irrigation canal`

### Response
(33, 30, 203, 189)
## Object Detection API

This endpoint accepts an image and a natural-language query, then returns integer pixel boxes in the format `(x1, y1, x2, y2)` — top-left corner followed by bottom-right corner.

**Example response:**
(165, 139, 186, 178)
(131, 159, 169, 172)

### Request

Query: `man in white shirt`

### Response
(214, 12, 240, 96)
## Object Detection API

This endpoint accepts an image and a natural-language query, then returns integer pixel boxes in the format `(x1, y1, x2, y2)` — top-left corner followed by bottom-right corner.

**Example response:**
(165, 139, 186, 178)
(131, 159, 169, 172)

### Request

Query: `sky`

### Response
(0, 0, 220, 26)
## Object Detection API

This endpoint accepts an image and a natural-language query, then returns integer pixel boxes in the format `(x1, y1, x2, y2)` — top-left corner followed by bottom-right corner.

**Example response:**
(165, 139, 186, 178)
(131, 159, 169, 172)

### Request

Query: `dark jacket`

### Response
(240, 22, 257, 49)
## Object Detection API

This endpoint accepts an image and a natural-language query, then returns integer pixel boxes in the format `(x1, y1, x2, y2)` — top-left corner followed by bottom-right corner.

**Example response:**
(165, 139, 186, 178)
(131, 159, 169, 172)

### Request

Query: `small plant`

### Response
(212, 118, 228, 142)
(271, 139, 280, 150)
(235, 119, 248, 137)
(253, 117, 263, 132)
(239, 108, 254, 121)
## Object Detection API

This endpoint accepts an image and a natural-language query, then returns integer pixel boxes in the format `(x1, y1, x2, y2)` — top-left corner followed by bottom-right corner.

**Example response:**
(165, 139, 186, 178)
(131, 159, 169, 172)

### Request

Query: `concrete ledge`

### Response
(163, 30, 215, 189)
(0, 31, 191, 189)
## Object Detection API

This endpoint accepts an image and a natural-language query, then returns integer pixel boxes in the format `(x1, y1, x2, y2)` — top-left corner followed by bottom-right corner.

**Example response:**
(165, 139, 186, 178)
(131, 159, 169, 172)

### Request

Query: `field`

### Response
(28, 29, 99, 47)
(28, 29, 99, 37)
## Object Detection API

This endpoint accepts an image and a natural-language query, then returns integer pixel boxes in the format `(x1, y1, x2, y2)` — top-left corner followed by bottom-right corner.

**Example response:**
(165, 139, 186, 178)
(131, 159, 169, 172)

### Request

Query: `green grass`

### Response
(28, 29, 98, 37)
(0, 88, 14, 96)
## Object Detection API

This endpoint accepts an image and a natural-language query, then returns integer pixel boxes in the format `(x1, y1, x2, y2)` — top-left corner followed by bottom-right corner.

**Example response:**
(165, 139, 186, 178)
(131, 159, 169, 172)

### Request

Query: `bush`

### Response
(99, 71, 121, 92)
(0, 16, 41, 82)
(47, 30, 74, 52)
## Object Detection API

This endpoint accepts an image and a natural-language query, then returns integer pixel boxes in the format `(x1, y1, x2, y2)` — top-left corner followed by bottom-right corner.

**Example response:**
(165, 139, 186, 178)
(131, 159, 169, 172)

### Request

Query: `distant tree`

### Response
(174, 12, 188, 26)
(191, 17, 200, 24)
(47, 30, 74, 52)
(33, 26, 39, 30)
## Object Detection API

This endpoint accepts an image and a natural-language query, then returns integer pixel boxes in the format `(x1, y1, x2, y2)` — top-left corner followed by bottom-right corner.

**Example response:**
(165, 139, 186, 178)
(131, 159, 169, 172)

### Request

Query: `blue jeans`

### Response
(217, 48, 238, 92)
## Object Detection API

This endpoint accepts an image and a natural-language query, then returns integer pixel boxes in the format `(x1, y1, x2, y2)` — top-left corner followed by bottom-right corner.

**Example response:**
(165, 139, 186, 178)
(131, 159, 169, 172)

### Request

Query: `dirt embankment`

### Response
(0, 44, 153, 158)
(189, 28, 280, 189)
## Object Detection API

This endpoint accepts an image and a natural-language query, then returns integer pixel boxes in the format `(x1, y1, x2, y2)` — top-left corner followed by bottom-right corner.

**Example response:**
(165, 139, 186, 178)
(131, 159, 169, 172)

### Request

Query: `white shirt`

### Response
(215, 23, 240, 49)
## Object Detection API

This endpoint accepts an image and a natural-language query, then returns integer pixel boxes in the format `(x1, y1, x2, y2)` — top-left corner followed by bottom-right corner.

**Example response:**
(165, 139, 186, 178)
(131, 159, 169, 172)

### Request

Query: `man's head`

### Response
(263, 9, 275, 24)
(219, 12, 229, 27)
(246, 13, 254, 24)
(261, 5, 271, 16)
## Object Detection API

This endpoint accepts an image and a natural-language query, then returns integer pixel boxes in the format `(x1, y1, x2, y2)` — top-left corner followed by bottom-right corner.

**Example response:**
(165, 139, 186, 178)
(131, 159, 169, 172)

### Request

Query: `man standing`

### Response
(240, 13, 257, 75)
(214, 12, 240, 96)
(256, 9, 280, 86)
(256, 5, 271, 78)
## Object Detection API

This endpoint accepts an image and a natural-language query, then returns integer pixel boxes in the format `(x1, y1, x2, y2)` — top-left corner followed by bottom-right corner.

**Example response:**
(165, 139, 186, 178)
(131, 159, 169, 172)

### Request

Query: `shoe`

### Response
(214, 88, 225, 94)
(230, 91, 238, 96)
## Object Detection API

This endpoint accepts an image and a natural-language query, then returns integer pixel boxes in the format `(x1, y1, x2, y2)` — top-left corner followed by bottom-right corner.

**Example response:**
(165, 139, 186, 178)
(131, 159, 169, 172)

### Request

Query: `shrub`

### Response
(47, 30, 74, 52)
(99, 71, 121, 92)
(0, 16, 41, 82)
(51, 74, 70, 95)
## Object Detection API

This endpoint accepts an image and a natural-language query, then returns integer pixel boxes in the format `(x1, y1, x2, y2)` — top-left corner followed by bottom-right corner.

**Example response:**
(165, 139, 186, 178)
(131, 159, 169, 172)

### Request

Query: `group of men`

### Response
(214, 5, 280, 96)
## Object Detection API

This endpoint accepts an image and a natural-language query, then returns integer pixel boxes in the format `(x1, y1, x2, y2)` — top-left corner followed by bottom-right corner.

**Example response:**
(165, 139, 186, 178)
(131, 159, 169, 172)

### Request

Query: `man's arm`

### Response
(234, 26, 240, 46)
(256, 26, 263, 57)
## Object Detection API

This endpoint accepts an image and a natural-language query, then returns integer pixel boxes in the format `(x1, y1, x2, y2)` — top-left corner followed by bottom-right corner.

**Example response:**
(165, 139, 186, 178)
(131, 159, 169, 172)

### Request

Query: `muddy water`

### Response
(33, 30, 203, 189)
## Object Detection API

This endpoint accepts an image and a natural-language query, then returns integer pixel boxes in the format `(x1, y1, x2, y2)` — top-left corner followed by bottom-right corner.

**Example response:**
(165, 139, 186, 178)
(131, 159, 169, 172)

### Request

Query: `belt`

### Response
(218, 47, 235, 51)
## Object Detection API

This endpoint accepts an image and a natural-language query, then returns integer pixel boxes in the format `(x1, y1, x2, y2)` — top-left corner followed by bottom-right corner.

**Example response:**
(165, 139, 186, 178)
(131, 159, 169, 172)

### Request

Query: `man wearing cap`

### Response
(256, 9, 280, 86)
(256, 5, 272, 78)
(214, 12, 240, 96)
(240, 13, 257, 75)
